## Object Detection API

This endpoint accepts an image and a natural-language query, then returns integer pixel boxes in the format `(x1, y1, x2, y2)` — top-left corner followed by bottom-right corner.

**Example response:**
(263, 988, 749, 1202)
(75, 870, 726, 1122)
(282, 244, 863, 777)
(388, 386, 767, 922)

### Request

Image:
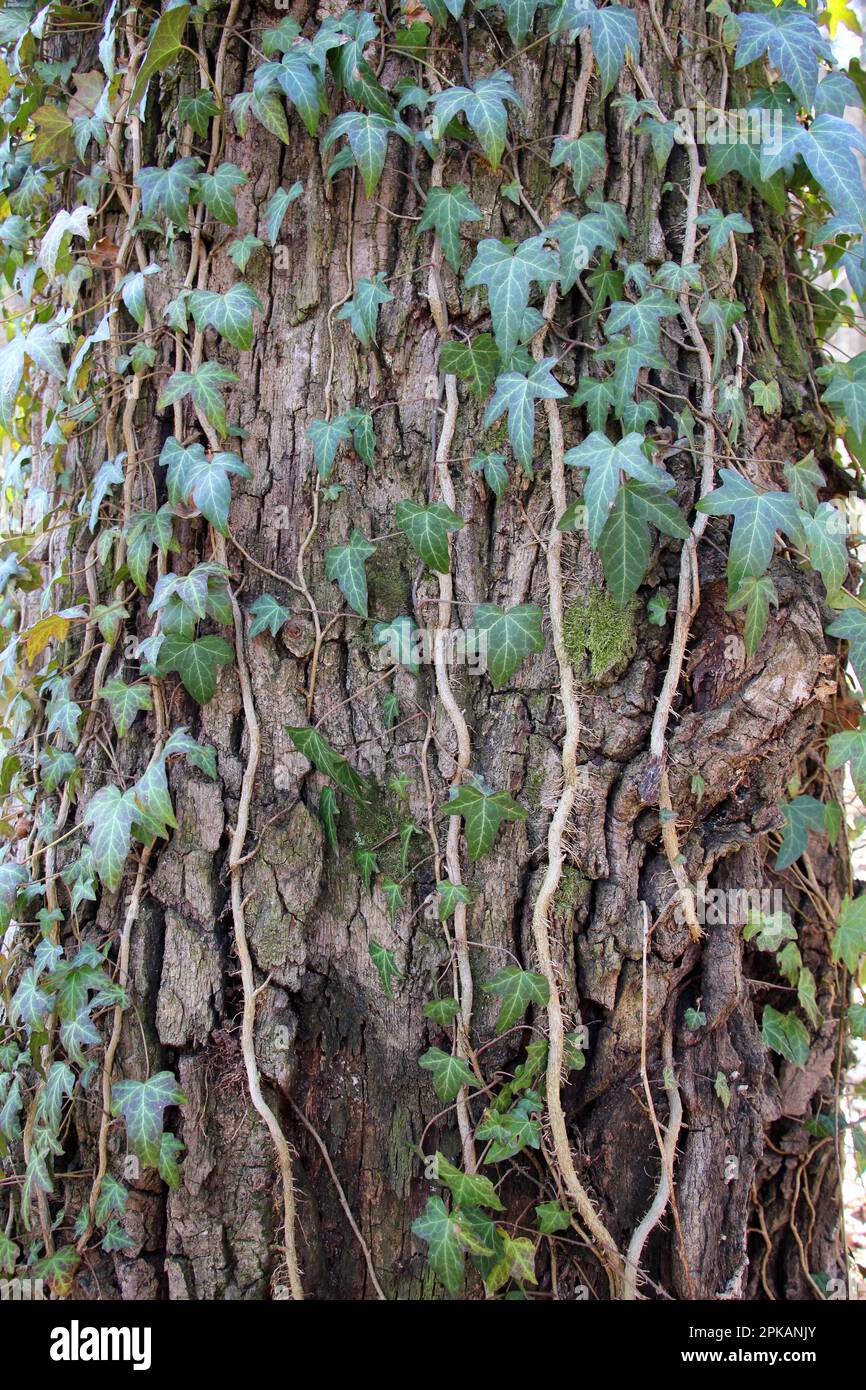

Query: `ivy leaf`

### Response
(484, 359, 567, 472)
(820, 352, 866, 447)
(319, 785, 340, 853)
(784, 452, 824, 515)
(572, 375, 617, 432)
(743, 908, 796, 952)
(188, 283, 263, 350)
(762, 1005, 810, 1068)
(696, 469, 802, 589)
(564, 430, 673, 546)
(735, 4, 831, 111)
(264, 181, 303, 245)
(465, 236, 559, 364)
(697, 299, 746, 381)
(412, 1196, 465, 1295)
(178, 89, 220, 137)
(83, 785, 136, 891)
(472, 602, 544, 688)
(158, 362, 238, 436)
(535, 1200, 571, 1234)
(482, 966, 549, 1032)
(605, 288, 679, 348)
(369, 940, 403, 998)
(695, 209, 753, 256)
(775, 794, 830, 870)
(440, 334, 501, 398)
(726, 574, 778, 658)
(446, 781, 527, 861)
(418, 1047, 478, 1102)
(471, 449, 509, 501)
(123, 504, 176, 593)
(248, 593, 291, 638)
(828, 606, 866, 689)
(323, 113, 399, 197)
(287, 726, 369, 799)
(555, 1, 641, 97)
(800, 502, 848, 592)
(325, 530, 377, 617)
(337, 272, 393, 347)
(131, 4, 190, 109)
(0, 863, 27, 931)
(437, 879, 471, 921)
(395, 499, 464, 573)
(418, 184, 482, 271)
(159, 436, 250, 533)
(430, 71, 522, 169)
(424, 996, 461, 1026)
(196, 162, 246, 226)
(551, 131, 605, 195)
(597, 486, 653, 605)
(111, 1071, 187, 1169)
(307, 415, 353, 480)
(714, 1071, 731, 1110)
(157, 634, 233, 705)
(382, 878, 405, 922)
(434, 1151, 504, 1210)
(594, 333, 667, 410)
(136, 157, 202, 226)
(355, 849, 378, 893)
(832, 895, 866, 971)
(100, 678, 152, 738)
(11, 967, 54, 1030)
(750, 379, 781, 417)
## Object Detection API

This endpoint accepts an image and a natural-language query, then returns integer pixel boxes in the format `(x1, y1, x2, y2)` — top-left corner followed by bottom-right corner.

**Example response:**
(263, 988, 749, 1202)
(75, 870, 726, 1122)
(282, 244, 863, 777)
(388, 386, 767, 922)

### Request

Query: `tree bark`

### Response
(9, 0, 851, 1301)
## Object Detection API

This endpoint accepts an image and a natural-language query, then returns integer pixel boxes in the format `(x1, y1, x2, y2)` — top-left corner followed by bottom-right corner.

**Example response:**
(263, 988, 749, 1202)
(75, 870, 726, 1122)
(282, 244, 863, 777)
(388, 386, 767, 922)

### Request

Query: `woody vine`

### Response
(0, 0, 864, 1301)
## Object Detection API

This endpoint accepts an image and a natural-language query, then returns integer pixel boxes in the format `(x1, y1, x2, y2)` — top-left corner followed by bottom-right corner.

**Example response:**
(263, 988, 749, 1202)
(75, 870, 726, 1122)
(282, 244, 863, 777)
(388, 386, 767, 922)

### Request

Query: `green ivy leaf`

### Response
(178, 89, 220, 137)
(696, 469, 802, 589)
(484, 359, 567, 472)
(564, 430, 674, 547)
(800, 502, 849, 593)
(445, 781, 527, 861)
(369, 939, 402, 998)
(287, 726, 369, 799)
(430, 71, 523, 169)
(424, 995, 461, 1026)
(470, 449, 508, 501)
(196, 162, 246, 226)
(263, 181, 303, 245)
(437, 878, 471, 921)
(418, 1047, 478, 1101)
(157, 634, 234, 704)
(100, 678, 152, 738)
(440, 334, 501, 399)
(418, 184, 482, 271)
(136, 157, 202, 226)
(735, 5, 831, 111)
(307, 415, 353, 480)
(434, 1151, 504, 1210)
(482, 966, 549, 1032)
(411, 1195, 465, 1294)
(337, 272, 393, 347)
(319, 785, 340, 852)
(551, 130, 605, 195)
(775, 794, 828, 870)
(248, 593, 291, 638)
(395, 499, 464, 573)
(83, 785, 136, 891)
(761, 1005, 810, 1068)
(472, 602, 544, 688)
(465, 236, 559, 363)
(188, 282, 263, 350)
(833, 895, 866, 972)
(158, 362, 238, 436)
(726, 574, 778, 658)
(325, 529, 377, 616)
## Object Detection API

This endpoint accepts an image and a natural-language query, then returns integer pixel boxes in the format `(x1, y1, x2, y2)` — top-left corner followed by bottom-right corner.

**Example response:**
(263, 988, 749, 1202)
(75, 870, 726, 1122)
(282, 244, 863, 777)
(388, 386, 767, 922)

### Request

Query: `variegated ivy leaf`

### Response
(472, 602, 544, 688)
(163, 726, 218, 780)
(325, 529, 377, 617)
(111, 1071, 187, 1169)
(0, 861, 28, 930)
(553, 0, 641, 97)
(120, 263, 159, 328)
(248, 593, 291, 638)
(563, 430, 674, 547)
(157, 362, 238, 437)
(369, 939, 402, 998)
(99, 677, 153, 738)
(551, 130, 605, 195)
(735, 3, 832, 112)
(136, 157, 202, 226)
(37, 1061, 75, 1133)
(465, 236, 559, 364)
(84, 785, 138, 891)
(482, 966, 549, 1033)
(307, 415, 353, 480)
(726, 574, 777, 658)
(337, 272, 393, 347)
(417, 184, 482, 271)
(130, 754, 177, 840)
(483, 358, 567, 473)
(697, 298, 746, 381)
(445, 780, 527, 861)
(439, 333, 500, 399)
(430, 71, 522, 170)
(395, 499, 464, 573)
(828, 605, 866, 689)
(39, 204, 93, 282)
(188, 282, 263, 350)
(0, 325, 66, 433)
(418, 1047, 478, 1102)
(11, 966, 53, 1030)
(696, 469, 803, 590)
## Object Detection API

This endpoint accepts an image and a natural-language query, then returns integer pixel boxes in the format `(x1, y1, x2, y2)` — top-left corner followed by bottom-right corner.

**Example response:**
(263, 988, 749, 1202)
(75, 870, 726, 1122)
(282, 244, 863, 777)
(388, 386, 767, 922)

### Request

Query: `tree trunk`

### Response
(1, 0, 854, 1302)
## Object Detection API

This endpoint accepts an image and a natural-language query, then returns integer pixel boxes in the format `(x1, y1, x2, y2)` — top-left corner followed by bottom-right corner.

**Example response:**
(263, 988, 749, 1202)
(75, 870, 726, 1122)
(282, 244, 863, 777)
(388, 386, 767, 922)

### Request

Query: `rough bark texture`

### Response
(31, 0, 849, 1300)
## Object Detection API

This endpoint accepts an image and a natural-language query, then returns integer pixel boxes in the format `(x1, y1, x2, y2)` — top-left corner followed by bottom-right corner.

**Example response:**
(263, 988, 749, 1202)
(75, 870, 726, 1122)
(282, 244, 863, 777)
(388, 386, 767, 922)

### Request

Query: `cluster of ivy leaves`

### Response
(0, 0, 864, 1298)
